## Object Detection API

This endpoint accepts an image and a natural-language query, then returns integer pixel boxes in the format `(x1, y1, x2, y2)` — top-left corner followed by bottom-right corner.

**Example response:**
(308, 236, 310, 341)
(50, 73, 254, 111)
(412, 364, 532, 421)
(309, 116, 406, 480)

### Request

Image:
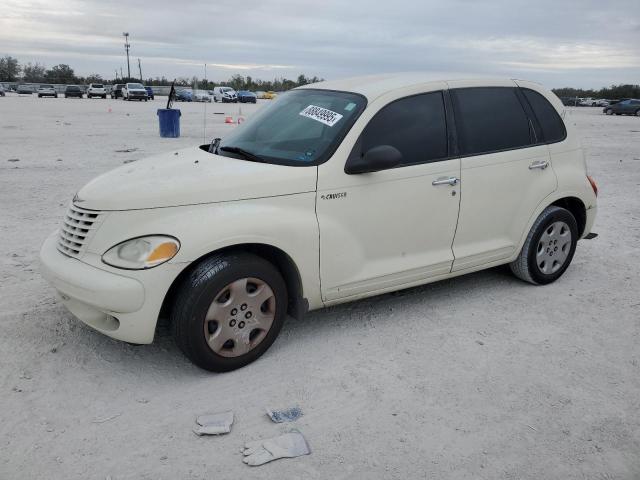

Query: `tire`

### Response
(510, 206, 578, 285)
(171, 253, 288, 372)
(635, 110, 640, 117)
(605, 108, 613, 115)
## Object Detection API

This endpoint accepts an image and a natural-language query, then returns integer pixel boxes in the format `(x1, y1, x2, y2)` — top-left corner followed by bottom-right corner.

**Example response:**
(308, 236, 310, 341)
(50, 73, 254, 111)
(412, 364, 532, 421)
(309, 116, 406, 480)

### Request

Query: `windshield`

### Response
(218, 89, 366, 166)
(92, 84, 104, 88)
(128, 83, 144, 89)
(40, 85, 54, 89)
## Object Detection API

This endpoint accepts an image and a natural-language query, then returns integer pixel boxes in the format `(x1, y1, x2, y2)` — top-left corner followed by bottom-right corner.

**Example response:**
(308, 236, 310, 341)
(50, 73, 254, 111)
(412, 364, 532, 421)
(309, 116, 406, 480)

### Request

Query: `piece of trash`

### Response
(19, 372, 32, 380)
(92, 413, 122, 424)
(242, 431, 311, 466)
(265, 406, 303, 423)
(193, 410, 234, 436)
(115, 148, 138, 153)
(123, 159, 137, 164)
(8, 158, 19, 162)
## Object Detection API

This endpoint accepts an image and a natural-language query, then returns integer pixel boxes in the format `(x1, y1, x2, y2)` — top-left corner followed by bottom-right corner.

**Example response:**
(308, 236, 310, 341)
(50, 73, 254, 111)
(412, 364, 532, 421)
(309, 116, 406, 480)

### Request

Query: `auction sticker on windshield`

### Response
(299, 105, 343, 127)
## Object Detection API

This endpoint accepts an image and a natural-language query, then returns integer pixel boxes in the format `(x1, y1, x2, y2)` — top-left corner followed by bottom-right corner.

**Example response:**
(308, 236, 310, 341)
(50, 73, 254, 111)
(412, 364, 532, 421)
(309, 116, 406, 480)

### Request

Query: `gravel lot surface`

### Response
(1, 94, 638, 479)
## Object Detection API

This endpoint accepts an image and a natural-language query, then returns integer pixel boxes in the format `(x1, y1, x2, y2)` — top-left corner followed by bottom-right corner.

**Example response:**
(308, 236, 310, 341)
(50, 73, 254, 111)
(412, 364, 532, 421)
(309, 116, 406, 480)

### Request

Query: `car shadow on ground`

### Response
(49, 265, 521, 377)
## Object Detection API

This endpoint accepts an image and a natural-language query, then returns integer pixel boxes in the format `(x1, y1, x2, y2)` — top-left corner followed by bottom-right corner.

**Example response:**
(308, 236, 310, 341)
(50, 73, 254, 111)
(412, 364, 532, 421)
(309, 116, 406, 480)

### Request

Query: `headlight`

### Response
(102, 235, 180, 270)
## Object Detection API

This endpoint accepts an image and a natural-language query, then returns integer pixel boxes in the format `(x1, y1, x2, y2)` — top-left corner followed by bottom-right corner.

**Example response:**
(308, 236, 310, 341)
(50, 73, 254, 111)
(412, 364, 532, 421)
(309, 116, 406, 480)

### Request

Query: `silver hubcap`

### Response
(536, 221, 572, 275)
(203, 277, 276, 358)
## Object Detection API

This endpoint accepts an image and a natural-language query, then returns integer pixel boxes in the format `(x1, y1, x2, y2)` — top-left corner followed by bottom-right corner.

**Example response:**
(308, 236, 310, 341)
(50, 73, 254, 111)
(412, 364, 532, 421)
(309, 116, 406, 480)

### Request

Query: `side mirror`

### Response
(345, 145, 402, 174)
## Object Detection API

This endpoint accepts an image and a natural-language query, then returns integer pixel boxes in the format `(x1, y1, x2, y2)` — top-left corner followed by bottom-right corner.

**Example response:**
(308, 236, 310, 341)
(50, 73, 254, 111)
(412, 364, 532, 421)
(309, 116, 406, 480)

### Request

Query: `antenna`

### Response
(123, 32, 131, 79)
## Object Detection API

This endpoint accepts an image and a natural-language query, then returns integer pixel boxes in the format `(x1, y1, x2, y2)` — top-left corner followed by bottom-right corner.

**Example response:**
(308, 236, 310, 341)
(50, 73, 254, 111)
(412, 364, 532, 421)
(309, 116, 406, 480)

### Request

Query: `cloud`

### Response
(1, 0, 638, 87)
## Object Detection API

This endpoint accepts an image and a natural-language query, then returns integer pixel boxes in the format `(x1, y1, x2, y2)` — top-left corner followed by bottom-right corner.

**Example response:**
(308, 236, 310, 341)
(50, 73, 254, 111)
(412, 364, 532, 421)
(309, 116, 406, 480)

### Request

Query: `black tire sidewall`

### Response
(527, 208, 578, 285)
(173, 254, 288, 372)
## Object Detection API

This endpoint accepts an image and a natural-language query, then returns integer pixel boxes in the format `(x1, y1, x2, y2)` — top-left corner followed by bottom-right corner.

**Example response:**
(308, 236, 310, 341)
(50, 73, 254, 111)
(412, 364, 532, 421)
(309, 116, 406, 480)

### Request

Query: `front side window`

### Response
(218, 89, 365, 166)
(355, 92, 448, 166)
(521, 88, 566, 143)
(451, 87, 532, 156)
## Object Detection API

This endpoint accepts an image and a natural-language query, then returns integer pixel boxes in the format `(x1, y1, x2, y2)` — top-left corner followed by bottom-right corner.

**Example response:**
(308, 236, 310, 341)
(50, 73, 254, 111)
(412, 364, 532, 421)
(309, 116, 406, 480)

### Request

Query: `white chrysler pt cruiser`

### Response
(40, 75, 598, 371)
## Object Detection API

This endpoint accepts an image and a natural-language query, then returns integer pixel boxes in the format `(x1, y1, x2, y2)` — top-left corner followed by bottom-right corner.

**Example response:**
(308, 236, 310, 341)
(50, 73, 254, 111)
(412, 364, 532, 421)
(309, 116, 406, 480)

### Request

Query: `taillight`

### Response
(587, 175, 598, 197)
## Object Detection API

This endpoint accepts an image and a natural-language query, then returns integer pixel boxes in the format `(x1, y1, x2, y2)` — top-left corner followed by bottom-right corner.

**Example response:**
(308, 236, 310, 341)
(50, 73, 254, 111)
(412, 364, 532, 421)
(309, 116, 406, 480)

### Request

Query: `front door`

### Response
(317, 89, 461, 302)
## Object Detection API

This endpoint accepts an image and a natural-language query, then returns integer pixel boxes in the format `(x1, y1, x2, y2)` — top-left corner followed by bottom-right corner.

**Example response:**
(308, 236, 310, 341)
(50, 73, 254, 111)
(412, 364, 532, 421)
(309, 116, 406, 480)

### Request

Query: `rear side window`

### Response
(359, 92, 448, 165)
(451, 87, 531, 155)
(522, 88, 566, 143)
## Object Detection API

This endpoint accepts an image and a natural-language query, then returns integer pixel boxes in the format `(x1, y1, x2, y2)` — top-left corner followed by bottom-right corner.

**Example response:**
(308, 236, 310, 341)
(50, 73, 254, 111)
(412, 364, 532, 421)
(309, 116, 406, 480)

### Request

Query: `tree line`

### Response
(0, 55, 322, 91)
(551, 85, 639, 100)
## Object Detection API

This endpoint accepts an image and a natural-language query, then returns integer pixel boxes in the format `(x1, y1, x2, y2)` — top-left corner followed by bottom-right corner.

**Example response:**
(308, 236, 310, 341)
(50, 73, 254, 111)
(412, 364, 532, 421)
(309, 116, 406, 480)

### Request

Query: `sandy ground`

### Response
(0, 94, 639, 480)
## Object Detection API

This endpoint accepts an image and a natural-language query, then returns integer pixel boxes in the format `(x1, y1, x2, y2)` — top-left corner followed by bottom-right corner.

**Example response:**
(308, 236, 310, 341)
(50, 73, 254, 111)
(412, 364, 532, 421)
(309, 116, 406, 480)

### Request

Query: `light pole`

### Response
(123, 32, 131, 79)
(138, 58, 142, 82)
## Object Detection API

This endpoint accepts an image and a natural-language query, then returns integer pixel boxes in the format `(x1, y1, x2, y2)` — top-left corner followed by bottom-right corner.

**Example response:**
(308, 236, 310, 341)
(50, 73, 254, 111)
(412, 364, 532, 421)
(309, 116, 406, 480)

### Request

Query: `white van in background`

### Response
(212, 86, 238, 103)
(87, 83, 107, 99)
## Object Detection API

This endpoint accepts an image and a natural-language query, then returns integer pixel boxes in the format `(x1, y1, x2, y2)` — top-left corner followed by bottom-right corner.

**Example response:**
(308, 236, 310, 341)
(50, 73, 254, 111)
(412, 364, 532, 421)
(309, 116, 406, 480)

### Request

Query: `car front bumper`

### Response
(39, 232, 183, 344)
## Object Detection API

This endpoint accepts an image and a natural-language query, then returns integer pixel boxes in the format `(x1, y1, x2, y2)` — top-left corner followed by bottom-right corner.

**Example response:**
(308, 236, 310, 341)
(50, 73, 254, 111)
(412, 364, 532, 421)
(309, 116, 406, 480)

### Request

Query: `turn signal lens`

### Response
(147, 242, 179, 263)
(587, 175, 598, 197)
(102, 235, 180, 269)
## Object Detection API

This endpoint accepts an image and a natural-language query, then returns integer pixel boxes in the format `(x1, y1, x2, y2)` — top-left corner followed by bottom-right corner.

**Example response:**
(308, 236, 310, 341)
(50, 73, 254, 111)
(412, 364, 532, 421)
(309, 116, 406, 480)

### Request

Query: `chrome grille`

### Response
(57, 204, 102, 258)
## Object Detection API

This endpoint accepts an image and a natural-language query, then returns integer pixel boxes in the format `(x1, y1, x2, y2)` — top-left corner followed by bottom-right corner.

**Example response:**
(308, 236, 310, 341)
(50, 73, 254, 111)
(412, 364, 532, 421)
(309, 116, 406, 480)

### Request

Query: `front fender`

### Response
(85, 193, 322, 309)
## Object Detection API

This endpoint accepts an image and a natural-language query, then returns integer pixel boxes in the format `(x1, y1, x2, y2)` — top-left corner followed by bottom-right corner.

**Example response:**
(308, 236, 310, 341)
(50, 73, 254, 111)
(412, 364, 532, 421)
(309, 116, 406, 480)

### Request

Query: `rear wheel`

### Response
(171, 253, 287, 372)
(510, 206, 578, 285)
(635, 110, 640, 116)
(605, 108, 613, 115)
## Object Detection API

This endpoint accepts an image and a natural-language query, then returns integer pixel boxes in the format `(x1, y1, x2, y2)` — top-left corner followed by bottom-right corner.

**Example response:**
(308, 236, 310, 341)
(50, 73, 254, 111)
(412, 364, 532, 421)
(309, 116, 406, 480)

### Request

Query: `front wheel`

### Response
(635, 110, 640, 117)
(605, 108, 613, 115)
(510, 206, 578, 285)
(171, 253, 287, 372)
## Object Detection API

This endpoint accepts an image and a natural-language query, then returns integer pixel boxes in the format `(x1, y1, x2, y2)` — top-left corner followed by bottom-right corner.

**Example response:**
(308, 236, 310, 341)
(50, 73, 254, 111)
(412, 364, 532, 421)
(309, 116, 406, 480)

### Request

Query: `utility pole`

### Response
(115, 69, 118, 81)
(123, 32, 131, 79)
(120, 67, 124, 80)
(138, 58, 142, 82)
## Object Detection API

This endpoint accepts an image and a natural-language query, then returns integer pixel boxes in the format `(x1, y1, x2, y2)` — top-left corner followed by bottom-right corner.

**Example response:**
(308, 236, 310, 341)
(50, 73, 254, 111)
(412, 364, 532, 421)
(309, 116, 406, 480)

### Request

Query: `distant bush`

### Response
(553, 84, 640, 100)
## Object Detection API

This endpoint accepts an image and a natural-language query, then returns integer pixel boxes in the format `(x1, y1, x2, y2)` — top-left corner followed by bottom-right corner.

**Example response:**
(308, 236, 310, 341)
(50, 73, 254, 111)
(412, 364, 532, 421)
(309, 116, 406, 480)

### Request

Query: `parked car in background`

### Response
(237, 90, 257, 103)
(87, 83, 107, 99)
(16, 84, 34, 95)
(212, 86, 238, 103)
(37, 84, 57, 98)
(255, 90, 266, 99)
(64, 85, 83, 98)
(0, 85, 5, 96)
(123, 83, 148, 101)
(145, 86, 154, 100)
(175, 89, 193, 102)
(593, 99, 609, 107)
(263, 91, 277, 100)
(111, 84, 125, 99)
(603, 99, 640, 116)
(193, 91, 212, 102)
(39, 76, 597, 372)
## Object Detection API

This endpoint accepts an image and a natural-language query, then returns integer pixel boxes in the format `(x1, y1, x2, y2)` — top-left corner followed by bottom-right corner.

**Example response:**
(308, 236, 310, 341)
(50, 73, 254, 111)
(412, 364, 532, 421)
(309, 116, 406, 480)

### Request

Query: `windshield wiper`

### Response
(208, 137, 221, 154)
(219, 145, 268, 163)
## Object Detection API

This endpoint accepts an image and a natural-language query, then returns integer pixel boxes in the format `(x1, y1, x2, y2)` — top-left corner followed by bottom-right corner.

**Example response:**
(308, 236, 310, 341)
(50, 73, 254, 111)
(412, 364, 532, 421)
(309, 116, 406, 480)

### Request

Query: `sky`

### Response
(1, 0, 639, 88)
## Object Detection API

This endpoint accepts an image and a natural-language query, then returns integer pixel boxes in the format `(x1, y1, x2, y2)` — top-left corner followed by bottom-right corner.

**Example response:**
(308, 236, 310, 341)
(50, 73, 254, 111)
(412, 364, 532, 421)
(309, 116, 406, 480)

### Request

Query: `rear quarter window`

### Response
(521, 89, 566, 144)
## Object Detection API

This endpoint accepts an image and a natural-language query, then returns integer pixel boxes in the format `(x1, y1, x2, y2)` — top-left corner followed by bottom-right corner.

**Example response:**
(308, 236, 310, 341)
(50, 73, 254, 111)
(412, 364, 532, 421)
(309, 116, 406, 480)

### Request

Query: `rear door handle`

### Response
(529, 160, 549, 170)
(432, 176, 459, 186)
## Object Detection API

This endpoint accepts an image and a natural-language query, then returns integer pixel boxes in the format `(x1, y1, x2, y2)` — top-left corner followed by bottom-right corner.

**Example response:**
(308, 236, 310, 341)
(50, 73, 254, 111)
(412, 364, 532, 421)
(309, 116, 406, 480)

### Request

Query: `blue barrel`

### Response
(157, 109, 181, 138)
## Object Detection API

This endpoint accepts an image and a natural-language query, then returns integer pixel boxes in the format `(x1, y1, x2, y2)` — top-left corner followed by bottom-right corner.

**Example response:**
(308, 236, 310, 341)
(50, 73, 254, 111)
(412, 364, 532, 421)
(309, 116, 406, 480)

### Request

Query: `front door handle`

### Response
(432, 176, 459, 186)
(529, 160, 549, 170)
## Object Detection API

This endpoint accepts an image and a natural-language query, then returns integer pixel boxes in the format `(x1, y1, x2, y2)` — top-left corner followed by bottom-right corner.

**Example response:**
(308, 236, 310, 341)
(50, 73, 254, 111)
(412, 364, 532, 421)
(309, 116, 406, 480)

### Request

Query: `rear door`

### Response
(448, 82, 557, 271)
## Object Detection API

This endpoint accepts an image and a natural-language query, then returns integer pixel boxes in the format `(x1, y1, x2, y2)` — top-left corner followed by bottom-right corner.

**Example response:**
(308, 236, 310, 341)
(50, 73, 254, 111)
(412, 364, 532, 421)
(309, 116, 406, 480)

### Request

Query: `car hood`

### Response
(75, 147, 318, 211)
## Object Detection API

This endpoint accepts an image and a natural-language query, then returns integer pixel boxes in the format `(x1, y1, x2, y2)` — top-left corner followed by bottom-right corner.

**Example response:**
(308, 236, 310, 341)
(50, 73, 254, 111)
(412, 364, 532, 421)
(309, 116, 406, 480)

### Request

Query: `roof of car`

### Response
(298, 73, 539, 101)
